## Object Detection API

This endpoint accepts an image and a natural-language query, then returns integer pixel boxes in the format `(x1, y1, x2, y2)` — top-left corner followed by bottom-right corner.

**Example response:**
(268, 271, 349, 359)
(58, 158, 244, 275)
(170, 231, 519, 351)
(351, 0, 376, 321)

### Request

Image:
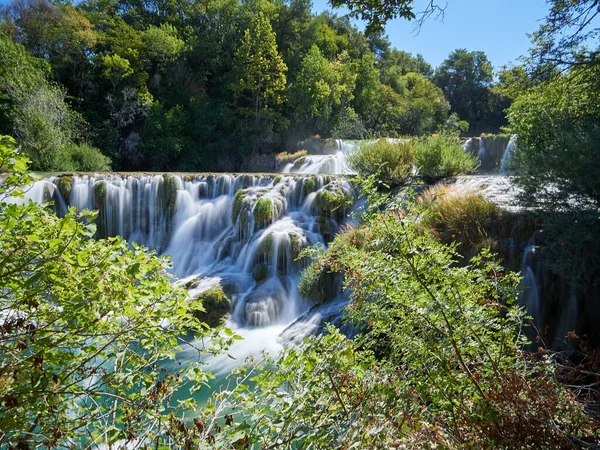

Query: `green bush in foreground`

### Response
(414, 134, 479, 182)
(347, 139, 415, 186)
(207, 176, 597, 449)
(0, 136, 238, 448)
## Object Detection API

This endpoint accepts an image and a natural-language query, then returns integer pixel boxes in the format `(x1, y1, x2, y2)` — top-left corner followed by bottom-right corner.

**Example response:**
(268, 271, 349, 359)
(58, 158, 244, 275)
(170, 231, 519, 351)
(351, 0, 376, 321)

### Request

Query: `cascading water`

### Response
(499, 135, 517, 175)
(280, 140, 360, 175)
(28, 172, 355, 374)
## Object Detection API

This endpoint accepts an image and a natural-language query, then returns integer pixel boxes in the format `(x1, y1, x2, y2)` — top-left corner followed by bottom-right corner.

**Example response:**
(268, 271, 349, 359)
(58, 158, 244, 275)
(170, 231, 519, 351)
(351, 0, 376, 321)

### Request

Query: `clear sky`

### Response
(313, 0, 550, 71)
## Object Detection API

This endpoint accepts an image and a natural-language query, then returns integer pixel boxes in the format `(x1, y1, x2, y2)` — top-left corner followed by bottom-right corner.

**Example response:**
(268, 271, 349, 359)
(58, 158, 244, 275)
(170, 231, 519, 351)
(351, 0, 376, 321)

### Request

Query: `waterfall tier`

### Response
(30, 173, 354, 330)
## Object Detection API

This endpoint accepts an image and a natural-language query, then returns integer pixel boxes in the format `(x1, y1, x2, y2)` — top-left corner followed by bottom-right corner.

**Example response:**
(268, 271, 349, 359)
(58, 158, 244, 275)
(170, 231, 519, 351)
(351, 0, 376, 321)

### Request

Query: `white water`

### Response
(30, 173, 354, 374)
(280, 140, 360, 175)
(499, 135, 517, 175)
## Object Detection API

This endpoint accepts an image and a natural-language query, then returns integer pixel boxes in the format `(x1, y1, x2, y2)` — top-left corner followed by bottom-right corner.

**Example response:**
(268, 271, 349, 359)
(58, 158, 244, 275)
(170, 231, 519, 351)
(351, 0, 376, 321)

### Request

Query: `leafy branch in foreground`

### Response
(213, 175, 598, 448)
(0, 137, 236, 448)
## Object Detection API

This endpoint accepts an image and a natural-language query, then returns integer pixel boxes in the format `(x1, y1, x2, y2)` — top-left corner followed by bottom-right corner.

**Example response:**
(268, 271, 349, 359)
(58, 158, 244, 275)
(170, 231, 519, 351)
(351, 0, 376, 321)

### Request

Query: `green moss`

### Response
(302, 177, 318, 195)
(161, 174, 178, 218)
(56, 176, 72, 201)
(292, 156, 306, 169)
(315, 188, 350, 216)
(93, 181, 107, 210)
(252, 263, 269, 282)
(193, 287, 230, 328)
(298, 264, 339, 304)
(260, 232, 273, 253)
(290, 233, 303, 260)
(254, 197, 273, 225)
(273, 176, 282, 185)
(232, 190, 247, 225)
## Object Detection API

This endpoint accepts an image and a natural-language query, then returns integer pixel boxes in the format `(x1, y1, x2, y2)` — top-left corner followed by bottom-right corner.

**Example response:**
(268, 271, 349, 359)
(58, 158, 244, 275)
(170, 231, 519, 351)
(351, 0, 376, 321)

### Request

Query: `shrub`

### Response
(62, 143, 112, 172)
(419, 185, 501, 257)
(414, 134, 478, 182)
(347, 139, 415, 186)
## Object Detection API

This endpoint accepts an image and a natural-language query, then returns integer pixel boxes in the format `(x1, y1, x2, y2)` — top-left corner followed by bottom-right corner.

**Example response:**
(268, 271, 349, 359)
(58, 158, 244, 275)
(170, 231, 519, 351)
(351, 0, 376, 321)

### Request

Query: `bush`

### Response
(62, 143, 112, 172)
(347, 139, 415, 186)
(419, 185, 501, 257)
(414, 134, 479, 182)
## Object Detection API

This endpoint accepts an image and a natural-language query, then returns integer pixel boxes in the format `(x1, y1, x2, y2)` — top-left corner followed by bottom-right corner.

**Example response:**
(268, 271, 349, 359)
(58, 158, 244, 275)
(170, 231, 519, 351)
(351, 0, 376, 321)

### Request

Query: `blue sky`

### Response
(313, 0, 549, 71)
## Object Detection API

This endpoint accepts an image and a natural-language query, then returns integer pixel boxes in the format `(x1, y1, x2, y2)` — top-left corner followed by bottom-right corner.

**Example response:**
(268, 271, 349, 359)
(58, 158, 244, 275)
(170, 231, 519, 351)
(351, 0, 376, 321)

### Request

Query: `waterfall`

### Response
(499, 135, 517, 175)
(279, 139, 363, 175)
(33, 173, 354, 338)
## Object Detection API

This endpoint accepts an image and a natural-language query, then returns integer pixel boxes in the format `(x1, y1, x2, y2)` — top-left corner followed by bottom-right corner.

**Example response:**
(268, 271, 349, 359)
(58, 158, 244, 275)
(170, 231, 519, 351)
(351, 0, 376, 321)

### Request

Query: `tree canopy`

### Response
(0, 0, 509, 172)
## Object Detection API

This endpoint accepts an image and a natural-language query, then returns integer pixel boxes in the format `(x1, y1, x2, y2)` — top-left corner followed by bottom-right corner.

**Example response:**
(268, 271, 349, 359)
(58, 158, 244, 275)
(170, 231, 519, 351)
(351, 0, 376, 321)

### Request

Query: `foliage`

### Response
(0, 0, 509, 170)
(435, 49, 508, 134)
(347, 139, 414, 186)
(0, 36, 97, 171)
(210, 175, 597, 448)
(232, 12, 287, 130)
(275, 150, 307, 167)
(60, 143, 112, 172)
(507, 65, 600, 210)
(0, 136, 237, 448)
(528, 0, 600, 71)
(414, 133, 479, 181)
(297, 264, 339, 304)
(419, 185, 502, 257)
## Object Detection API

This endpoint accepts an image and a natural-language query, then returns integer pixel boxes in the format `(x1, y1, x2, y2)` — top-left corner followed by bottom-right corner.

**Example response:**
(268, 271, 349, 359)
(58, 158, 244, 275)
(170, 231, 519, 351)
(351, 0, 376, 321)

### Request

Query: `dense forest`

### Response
(0, 0, 510, 172)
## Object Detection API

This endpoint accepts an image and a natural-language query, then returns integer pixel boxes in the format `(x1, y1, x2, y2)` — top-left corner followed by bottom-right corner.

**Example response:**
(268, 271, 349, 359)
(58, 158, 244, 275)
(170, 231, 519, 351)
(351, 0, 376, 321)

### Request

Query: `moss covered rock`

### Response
(192, 287, 230, 328)
(302, 177, 318, 196)
(252, 263, 269, 282)
(56, 176, 72, 201)
(315, 187, 350, 218)
(93, 181, 107, 209)
(160, 174, 178, 220)
(232, 190, 247, 225)
(298, 264, 339, 304)
(254, 197, 274, 225)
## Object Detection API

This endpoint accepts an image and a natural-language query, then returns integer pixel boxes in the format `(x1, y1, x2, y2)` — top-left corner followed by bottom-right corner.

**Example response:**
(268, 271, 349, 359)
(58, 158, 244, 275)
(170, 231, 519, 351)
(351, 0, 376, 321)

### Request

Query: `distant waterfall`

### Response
(29, 173, 355, 334)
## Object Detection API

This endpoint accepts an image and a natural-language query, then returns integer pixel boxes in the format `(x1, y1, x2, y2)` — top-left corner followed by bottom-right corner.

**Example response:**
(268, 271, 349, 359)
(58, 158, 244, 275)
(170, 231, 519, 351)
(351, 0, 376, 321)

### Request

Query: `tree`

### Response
(0, 36, 110, 171)
(291, 45, 356, 135)
(232, 12, 287, 129)
(507, 65, 600, 210)
(434, 49, 494, 133)
(353, 52, 379, 120)
(399, 72, 449, 135)
(329, 0, 446, 34)
(528, 0, 600, 71)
